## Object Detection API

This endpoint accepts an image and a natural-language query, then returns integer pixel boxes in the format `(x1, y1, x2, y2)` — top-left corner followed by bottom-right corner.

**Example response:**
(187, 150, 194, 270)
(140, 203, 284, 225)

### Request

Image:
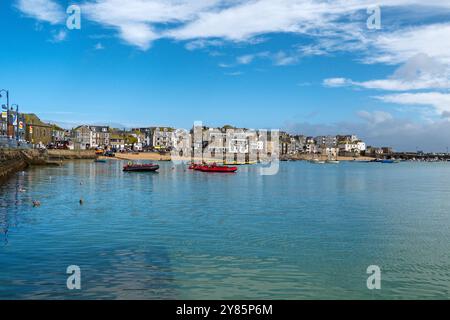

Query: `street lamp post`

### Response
(0, 105, 5, 136)
(11, 104, 19, 141)
(0, 89, 10, 137)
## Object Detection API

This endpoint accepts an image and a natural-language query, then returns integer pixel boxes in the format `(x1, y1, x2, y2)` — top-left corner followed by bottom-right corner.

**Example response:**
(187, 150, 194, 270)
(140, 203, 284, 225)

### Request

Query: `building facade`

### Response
(151, 127, 175, 150)
(24, 114, 52, 147)
(73, 125, 110, 149)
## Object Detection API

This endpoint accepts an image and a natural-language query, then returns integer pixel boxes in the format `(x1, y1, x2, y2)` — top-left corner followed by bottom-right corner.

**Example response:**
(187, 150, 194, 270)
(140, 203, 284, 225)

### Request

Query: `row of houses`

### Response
(0, 113, 178, 151)
(280, 133, 392, 157)
(0, 112, 66, 148)
(71, 124, 278, 162)
(2, 112, 392, 157)
(64, 125, 179, 151)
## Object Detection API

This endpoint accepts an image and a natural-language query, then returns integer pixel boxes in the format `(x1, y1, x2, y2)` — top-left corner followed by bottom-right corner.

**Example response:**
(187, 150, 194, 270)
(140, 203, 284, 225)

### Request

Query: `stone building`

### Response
(24, 113, 52, 147)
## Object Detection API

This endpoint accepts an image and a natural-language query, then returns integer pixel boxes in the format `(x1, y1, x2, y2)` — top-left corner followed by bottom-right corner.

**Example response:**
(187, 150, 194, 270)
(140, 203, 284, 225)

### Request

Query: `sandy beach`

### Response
(284, 154, 376, 162)
(112, 152, 172, 161)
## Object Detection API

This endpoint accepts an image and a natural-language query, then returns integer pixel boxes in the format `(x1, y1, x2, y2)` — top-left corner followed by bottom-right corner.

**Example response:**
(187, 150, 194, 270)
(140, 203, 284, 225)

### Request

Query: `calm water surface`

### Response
(0, 160, 449, 299)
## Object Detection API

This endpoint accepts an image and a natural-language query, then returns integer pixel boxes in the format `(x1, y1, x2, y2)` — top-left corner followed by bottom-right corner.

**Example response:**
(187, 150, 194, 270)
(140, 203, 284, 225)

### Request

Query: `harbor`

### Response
(2, 160, 450, 299)
(2, 0, 450, 302)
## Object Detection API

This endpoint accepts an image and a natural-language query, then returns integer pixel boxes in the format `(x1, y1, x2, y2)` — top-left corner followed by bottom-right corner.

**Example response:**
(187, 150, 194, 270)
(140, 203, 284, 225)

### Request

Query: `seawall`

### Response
(0, 149, 96, 182)
(0, 149, 36, 181)
(47, 149, 97, 160)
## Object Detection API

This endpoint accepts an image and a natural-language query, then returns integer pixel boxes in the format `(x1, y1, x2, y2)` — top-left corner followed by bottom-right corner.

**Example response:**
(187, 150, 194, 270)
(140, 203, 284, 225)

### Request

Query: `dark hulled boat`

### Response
(123, 163, 159, 172)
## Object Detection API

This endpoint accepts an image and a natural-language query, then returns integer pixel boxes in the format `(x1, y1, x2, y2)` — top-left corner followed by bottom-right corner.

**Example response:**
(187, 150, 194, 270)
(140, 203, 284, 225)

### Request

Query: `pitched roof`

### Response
(23, 113, 52, 127)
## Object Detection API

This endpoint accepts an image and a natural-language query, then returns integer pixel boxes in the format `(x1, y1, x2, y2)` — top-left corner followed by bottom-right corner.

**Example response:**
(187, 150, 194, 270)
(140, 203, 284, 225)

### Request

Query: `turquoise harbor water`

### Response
(0, 160, 449, 299)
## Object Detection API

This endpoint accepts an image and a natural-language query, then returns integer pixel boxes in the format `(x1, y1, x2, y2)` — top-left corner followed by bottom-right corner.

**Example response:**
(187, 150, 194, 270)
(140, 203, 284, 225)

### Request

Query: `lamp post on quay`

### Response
(11, 104, 20, 141)
(0, 89, 10, 137)
(0, 104, 6, 136)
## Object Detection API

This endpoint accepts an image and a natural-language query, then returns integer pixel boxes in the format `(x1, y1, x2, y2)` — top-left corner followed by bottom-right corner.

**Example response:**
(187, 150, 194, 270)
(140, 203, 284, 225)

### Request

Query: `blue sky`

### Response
(1, 1, 450, 151)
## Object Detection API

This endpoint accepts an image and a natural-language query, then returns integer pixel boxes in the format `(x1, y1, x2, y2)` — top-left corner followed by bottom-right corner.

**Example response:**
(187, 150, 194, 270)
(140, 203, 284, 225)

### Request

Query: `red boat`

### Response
(123, 163, 159, 172)
(188, 163, 200, 170)
(196, 164, 237, 173)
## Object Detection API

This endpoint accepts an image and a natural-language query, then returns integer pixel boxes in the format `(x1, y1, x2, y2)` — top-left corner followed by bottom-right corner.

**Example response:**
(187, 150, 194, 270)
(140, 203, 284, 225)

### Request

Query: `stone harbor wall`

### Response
(47, 149, 97, 160)
(0, 149, 30, 181)
(0, 149, 98, 182)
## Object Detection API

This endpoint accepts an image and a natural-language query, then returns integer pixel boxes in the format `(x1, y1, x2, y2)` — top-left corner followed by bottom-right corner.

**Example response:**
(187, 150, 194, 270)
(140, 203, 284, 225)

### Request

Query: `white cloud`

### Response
(50, 29, 67, 42)
(117, 23, 158, 50)
(15, 0, 450, 63)
(368, 23, 450, 65)
(94, 42, 105, 50)
(168, 0, 313, 41)
(272, 51, 299, 66)
(324, 53, 450, 121)
(324, 54, 450, 91)
(168, 0, 450, 56)
(323, 78, 351, 87)
(217, 50, 298, 68)
(235, 52, 271, 65)
(324, 77, 450, 91)
(376, 92, 450, 116)
(81, 0, 221, 50)
(185, 39, 223, 51)
(16, 0, 64, 24)
(218, 63, 232, 68)
(236, 54, 255, 65)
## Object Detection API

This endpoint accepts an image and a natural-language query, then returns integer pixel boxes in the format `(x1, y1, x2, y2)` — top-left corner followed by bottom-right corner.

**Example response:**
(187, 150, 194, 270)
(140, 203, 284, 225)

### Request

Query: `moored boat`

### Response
(188, 163, 201, 170)
(94, 159, 107, 163)
(376, 159, 399, 164)
(123, 163, 159, 172)
(310, 159, 326, 164)
(325, 160, 340, 164)
(196, 164, 237, 173)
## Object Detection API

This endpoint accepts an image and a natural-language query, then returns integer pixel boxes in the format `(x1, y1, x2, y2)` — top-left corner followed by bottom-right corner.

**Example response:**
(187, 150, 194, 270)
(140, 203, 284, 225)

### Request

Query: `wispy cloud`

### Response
(218, 63, 233, 68)
(329, 26, 450, 121)
(376, 92, 450, 117)
(221, 51, 298, 68)
(323, 78, 350, 87)
(94, 42, 105, 50)
(366, 23, 450, 65)
(324, 77, 450, 91)
(185, 39, 223, 51)
(272, 51, 299, 66)
(224, 71, 244, 76)
(324, 53, 450, 117)
(15, 0, 64, 24)
(81, 0, 220, 50)
(50, 29, 67, 42)
(236, 54, 255, 65)
(15, 0, 450, 66)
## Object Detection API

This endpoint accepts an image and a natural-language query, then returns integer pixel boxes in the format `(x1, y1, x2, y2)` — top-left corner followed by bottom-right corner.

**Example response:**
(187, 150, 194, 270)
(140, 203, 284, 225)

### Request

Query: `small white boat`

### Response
(326, 160, 340, 164)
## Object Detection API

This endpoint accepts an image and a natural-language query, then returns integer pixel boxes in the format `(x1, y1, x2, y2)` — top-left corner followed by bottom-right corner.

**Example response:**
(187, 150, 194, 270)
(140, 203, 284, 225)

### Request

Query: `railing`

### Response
(0, 136, 32, 149)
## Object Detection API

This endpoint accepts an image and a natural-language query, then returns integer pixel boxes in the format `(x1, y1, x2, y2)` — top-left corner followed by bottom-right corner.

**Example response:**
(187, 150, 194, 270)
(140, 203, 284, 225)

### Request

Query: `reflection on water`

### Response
(1, 160, 450, 299)
(0, 170, 28, 245)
